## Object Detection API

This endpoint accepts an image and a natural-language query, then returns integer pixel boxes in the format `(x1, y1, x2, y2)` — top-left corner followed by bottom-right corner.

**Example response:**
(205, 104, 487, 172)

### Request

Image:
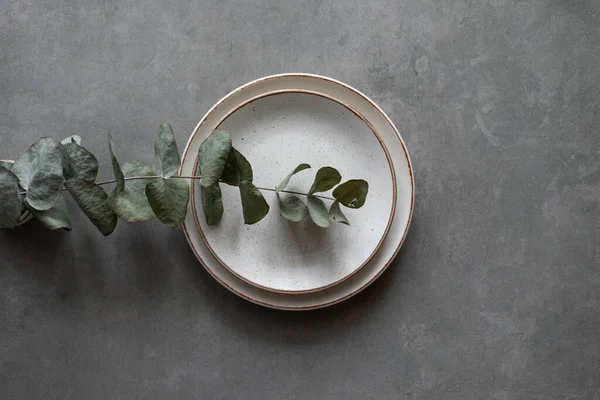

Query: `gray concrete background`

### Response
(1, 0, 599, 399)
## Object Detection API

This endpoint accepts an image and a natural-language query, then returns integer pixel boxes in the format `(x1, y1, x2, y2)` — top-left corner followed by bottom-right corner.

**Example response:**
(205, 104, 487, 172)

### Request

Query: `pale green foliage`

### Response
(0, 166, 24, 228)
(0, 123, 369, 235)
(12, 138, 64, 211)
(328, 200, 349, 226)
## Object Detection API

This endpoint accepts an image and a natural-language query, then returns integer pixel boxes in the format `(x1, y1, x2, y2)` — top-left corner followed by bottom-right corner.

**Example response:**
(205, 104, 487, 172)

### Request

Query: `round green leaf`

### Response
(12, 138, 64, 211)
(146, 178, 190, 228)
(61, 141, 98, 182)
(309, 167, 341, 195)
(239, 182, 269, 225)
(277, 193, 308, 222)
(109, 161, 156, 222)
(198, 130, 232, 187)
(275, 163, 311, 192)
(66, 179, 117, 236)
(307, 195, 330, 228)
(153, 123, 183, 178)
(0, 166, 24, 228)
(332, 179, 369, 209)
(28, 195, 71, 231)
(329, 200, 350, 225)
(200, 183, 224, 226)
(221, 148, 253, 186)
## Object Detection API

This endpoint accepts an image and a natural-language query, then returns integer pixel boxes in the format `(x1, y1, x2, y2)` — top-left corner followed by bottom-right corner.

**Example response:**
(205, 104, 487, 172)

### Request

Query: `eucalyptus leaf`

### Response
(0, 166, 24, 228)
(28, 195, 71, 231)
(109, 161, 156, 222)
(12, 138, 64, 211)
(146, 178, 189, 228)
(309, 167, 341, 195)
(332, 179, 369, 209)
(198, 130, 232, 187)
(200, 183, 224, 226)
(108, 134, 125, 192)
(277, 193, 308, 222)
(275, 163, 311, 192)
(221, 148, 253, 186)
(153, 123, 182, 178)
(61, 140, 98, 181)
(307, 195, 330, 228)
(66, 179, 117, 236)
(329, 200, 350, 225)
(60, 135, 82, 145)
(239, 182, 270, 224)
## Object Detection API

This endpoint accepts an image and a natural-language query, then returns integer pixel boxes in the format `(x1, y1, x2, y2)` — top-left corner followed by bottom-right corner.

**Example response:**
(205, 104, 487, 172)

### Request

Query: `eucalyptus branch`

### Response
(0, 124, 368, 234)
(92, 175, 336, 201)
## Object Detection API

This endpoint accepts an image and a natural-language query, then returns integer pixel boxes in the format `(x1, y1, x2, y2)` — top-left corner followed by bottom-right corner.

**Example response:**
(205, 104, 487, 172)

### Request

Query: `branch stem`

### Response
(88, 175, 335, 201)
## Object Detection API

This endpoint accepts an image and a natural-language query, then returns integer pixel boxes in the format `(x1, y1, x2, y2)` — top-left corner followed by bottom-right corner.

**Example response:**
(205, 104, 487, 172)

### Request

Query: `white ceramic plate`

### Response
(194, 92, 395, 293)
(180, 74, 414, 309)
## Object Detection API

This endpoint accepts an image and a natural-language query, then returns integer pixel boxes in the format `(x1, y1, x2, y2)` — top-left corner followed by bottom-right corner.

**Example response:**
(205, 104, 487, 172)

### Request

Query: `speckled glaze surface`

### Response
(181, 74, 414, 309)
(195, 92, 395, 293)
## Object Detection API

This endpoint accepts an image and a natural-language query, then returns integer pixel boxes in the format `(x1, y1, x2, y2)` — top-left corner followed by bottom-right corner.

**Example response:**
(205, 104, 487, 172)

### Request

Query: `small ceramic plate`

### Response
(181, 74, 414, 308)
(193, 91, 395, 293)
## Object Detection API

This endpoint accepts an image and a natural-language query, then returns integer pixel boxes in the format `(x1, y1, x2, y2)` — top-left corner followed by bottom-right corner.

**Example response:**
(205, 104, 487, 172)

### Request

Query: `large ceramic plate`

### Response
(194, 91, 395, 293)
(181, 74, 414, 309)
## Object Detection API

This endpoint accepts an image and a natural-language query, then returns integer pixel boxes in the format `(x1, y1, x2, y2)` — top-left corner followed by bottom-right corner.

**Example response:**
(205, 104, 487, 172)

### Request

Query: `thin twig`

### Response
(85, 175, 335, 201)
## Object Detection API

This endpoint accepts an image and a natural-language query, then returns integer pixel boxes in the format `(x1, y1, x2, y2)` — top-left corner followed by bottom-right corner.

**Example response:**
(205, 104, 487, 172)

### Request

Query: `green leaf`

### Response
(12, 138, 64, 211)
(239, 182, 270, 224)
(28, 195, 71, 231)
(153, 122, 182, 178)
(108, 134, 125, 192)
(221, 148, 253, 186)
(200, 183, 224, 226)
(198, 130, 232, 186)
(65, 179, 117, 236)
(61, 141, 98, 182)
(309, 167, 341, 195)
(275, 163, 311, 192)
(277, 193, 308, 222)
(109, 161, 156, 222)
(60, 135, 81, 146)
(329, 200, 350, 225)
(0, 166, 24, 228)
(332, 179, 369, 209)
(146, 178, 189, 228)
(307, 195, 330, 228)
(0, 161, 13, 170)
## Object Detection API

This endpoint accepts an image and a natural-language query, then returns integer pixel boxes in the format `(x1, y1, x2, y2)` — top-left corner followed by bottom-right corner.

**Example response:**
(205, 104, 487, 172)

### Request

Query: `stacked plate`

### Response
(180, 74, 414, 310)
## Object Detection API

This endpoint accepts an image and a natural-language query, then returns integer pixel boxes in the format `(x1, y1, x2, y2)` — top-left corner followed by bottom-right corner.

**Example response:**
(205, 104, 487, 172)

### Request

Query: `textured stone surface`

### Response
(1, 0, 600, 398)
